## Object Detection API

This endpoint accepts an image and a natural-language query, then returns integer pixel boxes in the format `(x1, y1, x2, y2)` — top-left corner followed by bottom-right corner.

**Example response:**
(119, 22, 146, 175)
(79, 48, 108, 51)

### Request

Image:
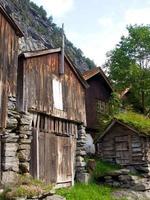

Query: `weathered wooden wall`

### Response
(30, 113, 77, 186)
(0, 10, 19, 128)
(85, 74, 112, 130)
(97, 123, 147, 165)
(17, 53, 86, 124)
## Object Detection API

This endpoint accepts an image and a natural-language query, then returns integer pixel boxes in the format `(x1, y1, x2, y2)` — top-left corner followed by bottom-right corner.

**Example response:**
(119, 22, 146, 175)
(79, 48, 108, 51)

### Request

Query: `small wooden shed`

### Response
(83, 67, 113, 137)
(96, 119, 150, 167)
(17, 48, 88, 186)
(0, 4, 23, 128)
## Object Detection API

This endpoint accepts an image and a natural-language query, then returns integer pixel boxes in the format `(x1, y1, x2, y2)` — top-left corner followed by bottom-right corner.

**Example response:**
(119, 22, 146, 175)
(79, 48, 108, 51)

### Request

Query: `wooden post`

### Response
(36, 115, 40, 179)
(59, 23, 65, 75)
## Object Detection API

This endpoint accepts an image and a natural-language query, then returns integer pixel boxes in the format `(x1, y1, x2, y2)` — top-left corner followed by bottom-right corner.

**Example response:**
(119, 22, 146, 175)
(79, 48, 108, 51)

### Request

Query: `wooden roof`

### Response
(96, 119, 148, 143)
(119, 87, 131, 99)
(0, 4, 23, 37)
(83, 67, 113, 91)
(19, 48, 89, 89)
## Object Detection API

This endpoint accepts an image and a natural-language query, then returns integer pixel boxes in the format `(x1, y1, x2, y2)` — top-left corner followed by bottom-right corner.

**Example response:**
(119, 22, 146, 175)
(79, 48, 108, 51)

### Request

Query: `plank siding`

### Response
(85, 74, 112, 131)
(30, 113, 77, 185)
(18, 53, 86, 124)
(0, 7, 21, 128)
(97, 122, 147, 165)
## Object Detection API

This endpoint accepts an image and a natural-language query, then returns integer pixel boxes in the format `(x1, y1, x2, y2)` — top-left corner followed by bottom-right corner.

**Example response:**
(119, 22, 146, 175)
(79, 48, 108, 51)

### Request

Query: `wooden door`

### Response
(115, 135, 131, 165)
(30, 130, 74, 185)
(57, 137, 72, 184)
(30, 130, 57, 183)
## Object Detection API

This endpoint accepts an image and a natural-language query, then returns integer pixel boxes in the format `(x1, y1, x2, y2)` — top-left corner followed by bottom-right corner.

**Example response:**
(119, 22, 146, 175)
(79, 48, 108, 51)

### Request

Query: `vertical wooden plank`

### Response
(30, 127, 37, 178)
(39, 131, 45, 181)
(45, 133, 57, 183)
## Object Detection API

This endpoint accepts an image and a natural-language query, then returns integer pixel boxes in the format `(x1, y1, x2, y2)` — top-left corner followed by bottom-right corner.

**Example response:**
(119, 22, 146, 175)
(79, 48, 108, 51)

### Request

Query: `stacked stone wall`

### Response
(0, 97, 32, 185)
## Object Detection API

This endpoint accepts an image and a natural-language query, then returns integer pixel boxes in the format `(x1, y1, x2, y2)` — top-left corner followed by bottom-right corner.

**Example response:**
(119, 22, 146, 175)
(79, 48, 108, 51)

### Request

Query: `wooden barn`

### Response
(83, 67, 113, 138)
(17, 48, 88, 187)
(0, 4, 23, 128)
(96, 119, 150, 169)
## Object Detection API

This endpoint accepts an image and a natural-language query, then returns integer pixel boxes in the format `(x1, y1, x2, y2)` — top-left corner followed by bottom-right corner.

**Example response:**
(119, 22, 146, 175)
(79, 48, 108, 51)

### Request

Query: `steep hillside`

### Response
(0, 0, 96, 72)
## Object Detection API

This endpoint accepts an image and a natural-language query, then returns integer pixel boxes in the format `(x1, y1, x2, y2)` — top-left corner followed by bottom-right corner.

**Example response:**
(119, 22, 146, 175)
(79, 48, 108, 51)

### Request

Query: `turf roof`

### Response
(115, 111, 150, 135)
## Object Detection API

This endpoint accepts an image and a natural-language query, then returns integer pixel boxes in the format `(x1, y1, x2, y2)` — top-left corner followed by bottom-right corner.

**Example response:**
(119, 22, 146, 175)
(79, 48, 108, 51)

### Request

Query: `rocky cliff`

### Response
(0, 0, 96, 72)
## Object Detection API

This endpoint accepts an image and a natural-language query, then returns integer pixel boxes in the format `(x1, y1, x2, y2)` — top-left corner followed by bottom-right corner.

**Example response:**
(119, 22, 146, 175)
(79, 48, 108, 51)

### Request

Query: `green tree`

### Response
(106, 25, 150, 113)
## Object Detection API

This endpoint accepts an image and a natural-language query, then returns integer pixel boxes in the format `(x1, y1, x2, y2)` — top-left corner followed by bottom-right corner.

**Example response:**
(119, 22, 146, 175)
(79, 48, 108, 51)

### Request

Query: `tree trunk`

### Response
(141, 91, 145, 114)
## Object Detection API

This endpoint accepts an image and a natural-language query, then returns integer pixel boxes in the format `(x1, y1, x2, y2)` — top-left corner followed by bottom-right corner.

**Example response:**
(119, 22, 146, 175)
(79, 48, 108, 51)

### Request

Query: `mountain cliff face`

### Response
(0, 0, 96, 72)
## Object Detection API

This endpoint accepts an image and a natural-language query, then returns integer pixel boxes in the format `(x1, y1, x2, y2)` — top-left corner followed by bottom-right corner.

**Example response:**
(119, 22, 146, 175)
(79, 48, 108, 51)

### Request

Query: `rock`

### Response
(1, 171, 18, 185)
(19, 144, 31, 150)
(118, 175, 131, 182)
(76, 156, 84, 162)
(112, 189, 150, 200)
(109, 169, 130, 176)
(87, 159, 96, 172)
(20, 114, 32, 125)
(18, 149, 30, 162)
(85, 134, 95, 155)
(46, 195, 66, 200)
(3, 143, 19, 151)
(2, 135, 19, 143)
(76, 161, 86, 167)
(132, 180, 150, 191)
(104, 176, 112, 180)
(6, 117, 18, 129)
(19, 162, 29, 173)
(19, 130, 32, 136)
(76, 173, 90, 183)
(76, 150, 86, 156)
(4, 150, 16, 157)
(2, 159, 19, 172)
(113, 181, 120, 187)
(19, 125, 32, 131)
(20, 138, 32, 144)
(8, 97, 16, 110)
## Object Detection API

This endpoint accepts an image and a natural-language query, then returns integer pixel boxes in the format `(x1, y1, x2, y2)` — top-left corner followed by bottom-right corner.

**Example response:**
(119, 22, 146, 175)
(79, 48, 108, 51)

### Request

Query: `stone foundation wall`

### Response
(97, 168, 150, 192)
(1, 97, 32, 185)
(1, 98, 89, 185)
(76, 124, 89, 183)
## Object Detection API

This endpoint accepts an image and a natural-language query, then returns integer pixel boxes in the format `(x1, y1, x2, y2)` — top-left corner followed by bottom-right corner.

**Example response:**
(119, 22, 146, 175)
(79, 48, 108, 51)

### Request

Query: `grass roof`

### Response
(115, 111, 150, 135)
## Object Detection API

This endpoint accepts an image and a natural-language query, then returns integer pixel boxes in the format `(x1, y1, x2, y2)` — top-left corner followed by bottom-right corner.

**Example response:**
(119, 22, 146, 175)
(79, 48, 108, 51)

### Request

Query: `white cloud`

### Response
(125, 7, 150, 24)
(32, 0, 74, 17)
(68, 29, 124, 66)
(98, 17, 113, 28)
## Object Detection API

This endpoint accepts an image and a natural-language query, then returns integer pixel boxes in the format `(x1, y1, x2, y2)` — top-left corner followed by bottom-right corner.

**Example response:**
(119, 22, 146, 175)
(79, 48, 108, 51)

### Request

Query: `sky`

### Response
(31, 0, 150, 66)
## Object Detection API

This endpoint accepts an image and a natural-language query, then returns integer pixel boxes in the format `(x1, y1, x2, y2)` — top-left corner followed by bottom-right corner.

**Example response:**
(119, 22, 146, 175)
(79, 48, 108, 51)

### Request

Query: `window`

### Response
(97, 100, 108, 114)
(52, 78, 63, 110)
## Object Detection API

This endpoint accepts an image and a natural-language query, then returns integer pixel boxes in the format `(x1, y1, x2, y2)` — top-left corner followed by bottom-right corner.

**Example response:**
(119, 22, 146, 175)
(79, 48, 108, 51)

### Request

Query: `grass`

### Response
(57, 183, 113, 200)
(92, 160, 121, 179)
(115, 111, 150, 135)
(0, 175, 53, 199)
(57, 183, 126, 200)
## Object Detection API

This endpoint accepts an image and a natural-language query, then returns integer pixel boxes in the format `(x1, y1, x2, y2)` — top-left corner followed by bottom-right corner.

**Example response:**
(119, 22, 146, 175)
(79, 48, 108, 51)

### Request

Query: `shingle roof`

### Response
(82, 67, 113, 91)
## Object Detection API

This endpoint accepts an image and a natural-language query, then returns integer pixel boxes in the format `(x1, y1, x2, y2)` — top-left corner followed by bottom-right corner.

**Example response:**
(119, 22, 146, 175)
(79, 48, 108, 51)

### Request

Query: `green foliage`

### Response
(93, 160, 121, 179)
(96, 112, 111, 136)
(96, 93, 121, 135)
(109, 92, 121, 115)
(14, 0, 95, 71)
(115, 111, 150, 135)
(57, 183, 118, 200)
(106, 25, 150, 113)
(1, 175, 52, 199)
(30, 2, 47, 19)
